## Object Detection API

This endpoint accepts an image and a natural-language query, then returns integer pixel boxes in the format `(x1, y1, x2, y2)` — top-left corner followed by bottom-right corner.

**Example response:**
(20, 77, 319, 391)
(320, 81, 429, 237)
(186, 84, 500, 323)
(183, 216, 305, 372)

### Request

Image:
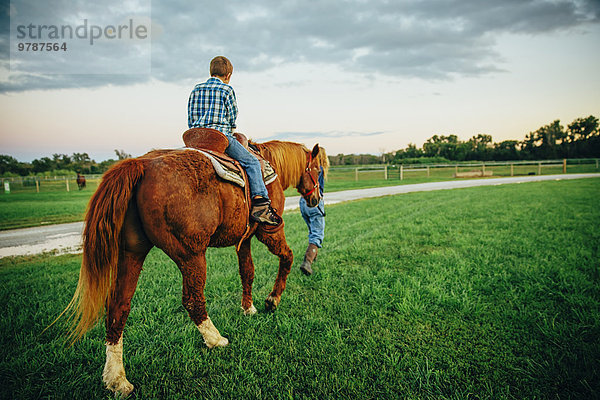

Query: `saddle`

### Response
(182, 128, 277, 188)
(182, 128, 284, 244)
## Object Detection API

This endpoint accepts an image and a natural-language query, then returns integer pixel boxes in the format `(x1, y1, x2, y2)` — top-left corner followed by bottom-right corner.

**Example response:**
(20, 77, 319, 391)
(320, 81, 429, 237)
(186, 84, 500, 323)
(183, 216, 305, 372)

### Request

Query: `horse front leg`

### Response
(178, 252, 229, 348)
(103, 249, 148, 396)
(236, 239, 257, 315)
(256, 229, 293, 311)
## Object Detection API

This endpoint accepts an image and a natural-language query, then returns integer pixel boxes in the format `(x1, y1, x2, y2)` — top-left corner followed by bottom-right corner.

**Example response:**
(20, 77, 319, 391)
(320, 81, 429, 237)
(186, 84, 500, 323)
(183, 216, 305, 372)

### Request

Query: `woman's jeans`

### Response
(299, 197, 325, 247)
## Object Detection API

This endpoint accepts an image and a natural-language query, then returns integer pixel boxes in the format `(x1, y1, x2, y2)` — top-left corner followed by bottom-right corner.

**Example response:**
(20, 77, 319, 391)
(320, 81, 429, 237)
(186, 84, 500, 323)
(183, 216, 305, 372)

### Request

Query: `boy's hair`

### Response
(210, 56, 233, 78)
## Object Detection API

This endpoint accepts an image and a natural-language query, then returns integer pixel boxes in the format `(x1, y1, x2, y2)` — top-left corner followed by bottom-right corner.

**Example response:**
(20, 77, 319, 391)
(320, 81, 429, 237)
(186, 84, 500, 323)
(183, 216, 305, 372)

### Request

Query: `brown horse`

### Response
(76, 173, 86, 190)
(62, 140, 324, 396)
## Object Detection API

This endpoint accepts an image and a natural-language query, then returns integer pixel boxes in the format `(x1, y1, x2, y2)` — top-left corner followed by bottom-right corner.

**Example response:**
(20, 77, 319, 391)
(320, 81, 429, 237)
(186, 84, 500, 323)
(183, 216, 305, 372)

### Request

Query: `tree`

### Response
(423, 135, 460, 159)
(566, 116, 600, 157)
(468, 134, 493, 160)
(391, 143, 423, 163)
(389, 115, 596, 162)
(534, 120, 566, 159)
(115, 149, 131, 160)
(493, 140, 520, 161)
(403, 143, 423, 158)
(0, 154, 20, 175)
(567, 115, 599, 142)
(32, 157, 56, 173)
(71, 152, 94, 173)
(51, 153, 74, 170)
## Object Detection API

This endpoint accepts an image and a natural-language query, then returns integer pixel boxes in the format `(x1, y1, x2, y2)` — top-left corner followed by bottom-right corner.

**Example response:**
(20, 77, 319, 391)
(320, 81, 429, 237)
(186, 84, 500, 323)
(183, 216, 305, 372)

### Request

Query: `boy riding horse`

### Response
(187, 56, 281, 226)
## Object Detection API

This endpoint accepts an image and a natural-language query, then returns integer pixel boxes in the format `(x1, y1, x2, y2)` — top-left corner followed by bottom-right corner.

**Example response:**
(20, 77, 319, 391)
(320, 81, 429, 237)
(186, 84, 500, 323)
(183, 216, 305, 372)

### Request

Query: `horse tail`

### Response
(61, 158, 145, 343)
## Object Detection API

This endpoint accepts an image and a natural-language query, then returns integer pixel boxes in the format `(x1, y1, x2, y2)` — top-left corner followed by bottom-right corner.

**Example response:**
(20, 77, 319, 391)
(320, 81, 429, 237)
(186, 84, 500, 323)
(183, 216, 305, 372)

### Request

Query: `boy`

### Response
(188, 56, 281, 226)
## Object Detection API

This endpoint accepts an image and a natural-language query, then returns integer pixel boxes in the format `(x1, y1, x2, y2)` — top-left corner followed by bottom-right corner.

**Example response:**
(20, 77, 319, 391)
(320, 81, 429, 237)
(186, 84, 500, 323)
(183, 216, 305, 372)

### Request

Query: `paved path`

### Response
(0, 222, 84, 258)
(1, 173, 598, 258)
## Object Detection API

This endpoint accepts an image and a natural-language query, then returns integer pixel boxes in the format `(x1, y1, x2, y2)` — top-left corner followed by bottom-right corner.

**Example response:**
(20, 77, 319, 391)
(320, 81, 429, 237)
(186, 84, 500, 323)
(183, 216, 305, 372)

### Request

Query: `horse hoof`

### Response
(214, 336, 229, 347)
(197, 317, 229, 348)
(243, 304, 257, 316)
(264, 296, 280, 311)
(206, 334, 229, 348)
(104, 376, 134, 397)
(204, 335, 229, 348)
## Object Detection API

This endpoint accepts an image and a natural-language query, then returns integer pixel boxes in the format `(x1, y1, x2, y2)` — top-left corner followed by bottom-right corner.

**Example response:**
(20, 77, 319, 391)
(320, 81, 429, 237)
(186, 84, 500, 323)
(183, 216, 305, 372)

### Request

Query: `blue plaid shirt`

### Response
(187, 77, 238, 135)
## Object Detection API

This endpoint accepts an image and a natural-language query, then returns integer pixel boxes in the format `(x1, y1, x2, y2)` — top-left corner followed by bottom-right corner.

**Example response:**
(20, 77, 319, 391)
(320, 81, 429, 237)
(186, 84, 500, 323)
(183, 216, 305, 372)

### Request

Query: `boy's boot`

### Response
(300, 243, 319, 276)
(250, 197, 282, 226)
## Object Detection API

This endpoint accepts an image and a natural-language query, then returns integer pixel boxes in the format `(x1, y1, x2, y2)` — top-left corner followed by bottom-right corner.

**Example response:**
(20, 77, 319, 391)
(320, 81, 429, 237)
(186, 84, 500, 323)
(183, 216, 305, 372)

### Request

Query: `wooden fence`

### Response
(330, 158, 600, 182)
(1, 158, 599, 193)
(1, 174, 103, 194)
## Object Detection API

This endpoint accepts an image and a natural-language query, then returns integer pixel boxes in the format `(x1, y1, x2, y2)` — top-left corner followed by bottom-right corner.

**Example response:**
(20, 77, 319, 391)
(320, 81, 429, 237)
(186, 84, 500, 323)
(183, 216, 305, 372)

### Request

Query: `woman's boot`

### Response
(300, 243, 319, 275)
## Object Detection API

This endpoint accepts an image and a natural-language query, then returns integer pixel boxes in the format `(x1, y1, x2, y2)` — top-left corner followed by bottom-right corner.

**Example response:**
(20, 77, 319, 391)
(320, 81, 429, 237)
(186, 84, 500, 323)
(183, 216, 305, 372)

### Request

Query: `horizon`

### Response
(3, 113, 597, 164)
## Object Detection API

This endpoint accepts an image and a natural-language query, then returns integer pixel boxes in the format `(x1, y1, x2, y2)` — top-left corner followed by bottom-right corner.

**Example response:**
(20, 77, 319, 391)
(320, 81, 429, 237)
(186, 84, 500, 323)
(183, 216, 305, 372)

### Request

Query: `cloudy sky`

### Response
(1, 0, 599, 162)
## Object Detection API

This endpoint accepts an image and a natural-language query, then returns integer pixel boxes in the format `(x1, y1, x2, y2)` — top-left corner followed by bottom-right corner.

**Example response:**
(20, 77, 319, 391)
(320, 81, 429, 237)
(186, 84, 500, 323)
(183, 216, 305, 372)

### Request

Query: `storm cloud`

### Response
(1, 0, 598, 92)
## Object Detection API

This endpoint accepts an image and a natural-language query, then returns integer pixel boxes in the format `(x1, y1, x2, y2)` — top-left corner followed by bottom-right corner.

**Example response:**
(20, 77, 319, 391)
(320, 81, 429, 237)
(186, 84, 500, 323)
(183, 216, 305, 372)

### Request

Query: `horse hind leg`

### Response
(103, 206, 152, 396)
(178, 252, 229, 348)
(256, 229, 293, 311)
(103, 248, 149, 395)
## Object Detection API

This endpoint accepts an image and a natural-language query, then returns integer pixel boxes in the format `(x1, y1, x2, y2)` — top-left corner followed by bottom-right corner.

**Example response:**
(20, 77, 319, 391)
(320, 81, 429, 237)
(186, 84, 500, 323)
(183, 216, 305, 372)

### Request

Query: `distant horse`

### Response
(61, 140, 324, 396)
(76, 173, 86, 190)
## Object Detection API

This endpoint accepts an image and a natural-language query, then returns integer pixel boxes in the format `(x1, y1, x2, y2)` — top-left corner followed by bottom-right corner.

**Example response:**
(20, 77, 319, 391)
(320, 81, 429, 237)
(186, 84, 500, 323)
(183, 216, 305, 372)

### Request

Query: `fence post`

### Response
(65, 176, 70, 192)
(384, 165, 388, 180)
(36, 178, 40, 193)
(510, 164, 514, 177)
(538, 162, 542, 175)
(427, 166, 430, 178)
(596, 159, 598, 169)
(562, 159, 567, 174)
(455, 164, 458, 175)
(400, 165, 403, 181)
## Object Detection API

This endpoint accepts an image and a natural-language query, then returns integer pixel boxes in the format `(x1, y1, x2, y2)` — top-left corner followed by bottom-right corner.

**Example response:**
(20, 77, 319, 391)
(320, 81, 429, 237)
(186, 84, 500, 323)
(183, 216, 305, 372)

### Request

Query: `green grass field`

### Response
(0, 190, 94, 230)
(1, 179, 599, 399)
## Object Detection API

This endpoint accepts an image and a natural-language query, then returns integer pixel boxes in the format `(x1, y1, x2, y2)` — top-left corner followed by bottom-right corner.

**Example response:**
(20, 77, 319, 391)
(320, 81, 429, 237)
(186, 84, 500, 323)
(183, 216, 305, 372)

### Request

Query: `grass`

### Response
(0, 190, 95, 230)
(1, 178, 599, 399)
(2, 163, 598, 230)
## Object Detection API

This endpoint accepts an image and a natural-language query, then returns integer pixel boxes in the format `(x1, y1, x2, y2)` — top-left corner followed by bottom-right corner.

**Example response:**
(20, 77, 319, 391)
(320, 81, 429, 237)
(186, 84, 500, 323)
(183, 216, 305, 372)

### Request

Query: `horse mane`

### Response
(250, 140, 309, 190)
(250, 139, 330, 189)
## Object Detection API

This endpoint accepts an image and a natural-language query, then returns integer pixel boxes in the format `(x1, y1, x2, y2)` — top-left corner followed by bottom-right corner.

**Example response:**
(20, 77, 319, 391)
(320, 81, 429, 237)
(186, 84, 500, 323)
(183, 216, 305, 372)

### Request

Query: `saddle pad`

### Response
(261, 161, 278, 185)
(187, 148, 246, 187)
(185, 148, 278, 187)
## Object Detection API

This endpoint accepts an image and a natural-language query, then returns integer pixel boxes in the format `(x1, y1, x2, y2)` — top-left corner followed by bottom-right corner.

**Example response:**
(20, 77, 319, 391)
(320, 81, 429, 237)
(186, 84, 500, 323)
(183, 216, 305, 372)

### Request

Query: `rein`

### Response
(299, 152, 319, 200)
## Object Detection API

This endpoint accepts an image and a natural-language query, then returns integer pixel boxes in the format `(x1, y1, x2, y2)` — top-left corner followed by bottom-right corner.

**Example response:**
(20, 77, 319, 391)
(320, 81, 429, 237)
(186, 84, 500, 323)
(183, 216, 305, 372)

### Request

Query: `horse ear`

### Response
(311, 144, 320, 159)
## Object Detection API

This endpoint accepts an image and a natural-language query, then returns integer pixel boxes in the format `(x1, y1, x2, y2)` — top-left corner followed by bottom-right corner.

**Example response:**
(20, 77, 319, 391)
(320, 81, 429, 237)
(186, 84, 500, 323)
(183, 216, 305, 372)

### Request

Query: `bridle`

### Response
(298, 152, 320, 200)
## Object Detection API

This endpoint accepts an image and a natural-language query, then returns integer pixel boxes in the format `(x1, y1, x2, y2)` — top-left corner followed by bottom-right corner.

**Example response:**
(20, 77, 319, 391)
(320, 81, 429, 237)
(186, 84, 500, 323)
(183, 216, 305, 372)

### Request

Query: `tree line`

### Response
(0, 150, 131, 177)
(2, 115, 598, 175)
(329, 115, 599, 166)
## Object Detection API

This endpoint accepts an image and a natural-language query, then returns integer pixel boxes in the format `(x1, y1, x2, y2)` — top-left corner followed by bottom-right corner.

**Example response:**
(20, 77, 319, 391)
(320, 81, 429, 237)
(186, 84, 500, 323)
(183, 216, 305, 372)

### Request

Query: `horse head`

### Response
(297, 144, 322, 207)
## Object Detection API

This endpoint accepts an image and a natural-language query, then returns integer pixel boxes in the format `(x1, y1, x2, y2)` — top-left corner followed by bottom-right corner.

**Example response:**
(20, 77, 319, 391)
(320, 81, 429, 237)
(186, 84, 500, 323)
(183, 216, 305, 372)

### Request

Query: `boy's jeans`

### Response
(299, 197, 325, 247)
(225, 134, 269, 199)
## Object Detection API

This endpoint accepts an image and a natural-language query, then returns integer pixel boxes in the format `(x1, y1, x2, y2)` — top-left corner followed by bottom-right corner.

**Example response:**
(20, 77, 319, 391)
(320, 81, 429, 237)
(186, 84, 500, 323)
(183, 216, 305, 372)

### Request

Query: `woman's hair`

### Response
(210, 56, 233, 77)
(317, 145, 330, 180)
